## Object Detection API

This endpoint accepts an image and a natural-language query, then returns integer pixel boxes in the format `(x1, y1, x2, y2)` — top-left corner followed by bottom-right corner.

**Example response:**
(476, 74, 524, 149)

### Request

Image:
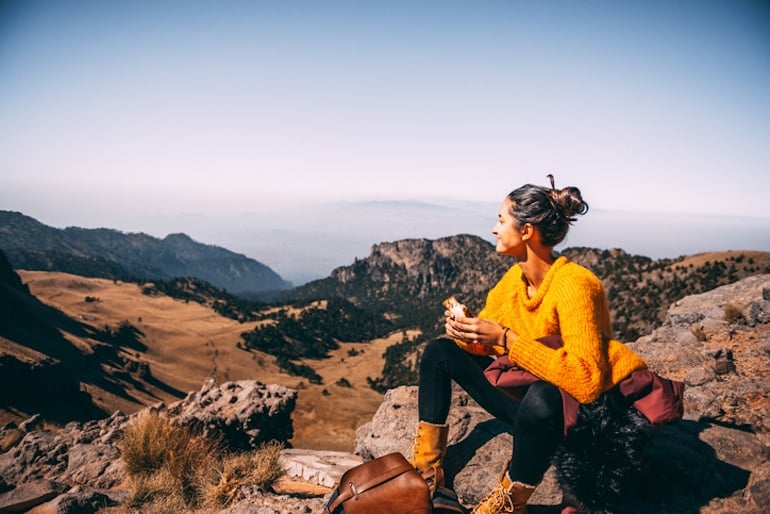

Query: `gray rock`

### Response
(281, 449, 363, 487)
(167, 378, 297, 450)
(0, 379, 299, 512)
(63, 444, 122, 489)
(18, 414, 43, 433)
(749, 299, 770, 324)
(26, 486, 125, 514)
(0, 480, 68, 513)
(632, 276, 770, 441)
(749, 475, 770, 511)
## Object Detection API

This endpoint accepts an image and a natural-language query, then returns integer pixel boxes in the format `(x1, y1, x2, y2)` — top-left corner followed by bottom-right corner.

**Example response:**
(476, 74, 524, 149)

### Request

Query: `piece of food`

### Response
(442, 295, 502, 356)
(443, 295, 471, 318)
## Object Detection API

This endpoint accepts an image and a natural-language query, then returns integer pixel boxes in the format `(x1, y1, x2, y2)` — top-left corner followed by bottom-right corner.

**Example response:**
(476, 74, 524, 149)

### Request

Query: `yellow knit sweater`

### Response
(456, 256, 647, 404)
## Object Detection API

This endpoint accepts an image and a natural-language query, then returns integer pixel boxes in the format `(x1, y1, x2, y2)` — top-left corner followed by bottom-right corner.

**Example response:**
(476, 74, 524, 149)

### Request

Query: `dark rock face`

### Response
(285, 234, 510, 314)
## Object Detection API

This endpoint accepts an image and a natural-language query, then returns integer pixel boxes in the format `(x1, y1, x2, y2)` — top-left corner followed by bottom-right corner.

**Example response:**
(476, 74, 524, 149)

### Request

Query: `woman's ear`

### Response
(521, 223, 534, 241)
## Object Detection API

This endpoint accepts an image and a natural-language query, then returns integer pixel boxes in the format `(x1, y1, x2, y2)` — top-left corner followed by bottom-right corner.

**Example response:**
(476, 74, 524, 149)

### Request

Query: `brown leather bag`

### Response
(324, 452, 432, 514)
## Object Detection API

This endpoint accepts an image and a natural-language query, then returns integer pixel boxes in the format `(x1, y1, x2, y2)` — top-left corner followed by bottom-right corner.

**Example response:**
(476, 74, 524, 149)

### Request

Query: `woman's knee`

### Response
(420, 337, 459, 366)
(518, 381, 563, 427)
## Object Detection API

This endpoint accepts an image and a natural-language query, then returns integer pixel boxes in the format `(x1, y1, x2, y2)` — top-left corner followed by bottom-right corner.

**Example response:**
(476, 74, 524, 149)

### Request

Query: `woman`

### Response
(409, 176, 649, 514)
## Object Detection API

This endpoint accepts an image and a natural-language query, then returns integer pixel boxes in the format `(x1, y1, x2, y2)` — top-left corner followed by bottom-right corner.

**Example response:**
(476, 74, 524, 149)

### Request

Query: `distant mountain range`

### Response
(3, 209, 769, 343)
(0, 211, 291, 294)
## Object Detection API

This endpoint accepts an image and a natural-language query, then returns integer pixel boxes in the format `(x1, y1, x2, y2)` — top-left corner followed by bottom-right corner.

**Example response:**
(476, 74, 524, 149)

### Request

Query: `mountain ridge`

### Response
(0, 210, 291, 294)
(285, 237, 770, 342)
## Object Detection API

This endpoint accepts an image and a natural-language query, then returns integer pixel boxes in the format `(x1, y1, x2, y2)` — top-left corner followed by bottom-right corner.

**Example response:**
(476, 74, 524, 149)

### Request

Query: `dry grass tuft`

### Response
(120, 411, 220, 510)
(690, 325, 708, 342)
(120, 411, 285, 513)
(125, 467, 188, 513)
(723, 304, 746, 325)
(206, 440, 285, 507)
(0, 428, 25, 453)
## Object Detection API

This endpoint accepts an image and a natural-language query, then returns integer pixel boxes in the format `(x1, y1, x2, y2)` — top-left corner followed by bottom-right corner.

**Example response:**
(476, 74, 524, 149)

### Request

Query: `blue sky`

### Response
(1, 1, 769, 283)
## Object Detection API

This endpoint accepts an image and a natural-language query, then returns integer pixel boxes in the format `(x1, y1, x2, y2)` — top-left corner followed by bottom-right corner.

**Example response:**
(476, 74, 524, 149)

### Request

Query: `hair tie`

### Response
(545, 174, 563, 214)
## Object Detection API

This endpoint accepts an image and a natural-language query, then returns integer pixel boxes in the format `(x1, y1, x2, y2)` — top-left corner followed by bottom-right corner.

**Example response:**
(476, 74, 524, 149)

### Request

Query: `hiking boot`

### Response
(471, 472, 536, 514)
(409, 420, 449, 489)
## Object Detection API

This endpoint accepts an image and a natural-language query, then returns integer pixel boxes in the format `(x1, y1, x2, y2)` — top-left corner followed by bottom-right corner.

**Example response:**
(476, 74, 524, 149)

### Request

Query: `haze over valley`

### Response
(19, 200, 770, 286)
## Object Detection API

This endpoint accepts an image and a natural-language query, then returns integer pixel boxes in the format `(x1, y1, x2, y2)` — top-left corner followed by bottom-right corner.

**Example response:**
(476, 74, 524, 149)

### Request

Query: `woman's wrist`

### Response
(501, 327, 510, 351)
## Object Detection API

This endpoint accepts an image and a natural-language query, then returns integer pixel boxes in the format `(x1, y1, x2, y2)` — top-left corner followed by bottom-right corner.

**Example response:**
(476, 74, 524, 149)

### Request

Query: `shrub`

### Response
(691, 325, 708, 342)
(125, 467, 187, 513)
(336, 377, 352, 388)
(723, 304, 745, 325)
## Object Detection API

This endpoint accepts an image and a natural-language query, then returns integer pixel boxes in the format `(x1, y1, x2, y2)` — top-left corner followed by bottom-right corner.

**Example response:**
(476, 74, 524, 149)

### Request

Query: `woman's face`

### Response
(492, 198, 525, 257)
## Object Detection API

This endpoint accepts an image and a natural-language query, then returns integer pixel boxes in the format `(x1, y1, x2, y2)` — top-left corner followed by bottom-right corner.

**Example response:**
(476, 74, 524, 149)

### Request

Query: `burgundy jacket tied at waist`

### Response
(483, 335, 685, 435)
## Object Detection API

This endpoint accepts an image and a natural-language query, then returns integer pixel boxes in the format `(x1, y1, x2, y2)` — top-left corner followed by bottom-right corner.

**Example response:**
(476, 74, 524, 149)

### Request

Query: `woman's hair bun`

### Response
(546, 174, 589, 222)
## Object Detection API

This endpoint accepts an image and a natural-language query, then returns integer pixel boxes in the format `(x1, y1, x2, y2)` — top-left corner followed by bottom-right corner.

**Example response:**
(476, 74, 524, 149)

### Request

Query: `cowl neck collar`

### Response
(519, 256, 569, 310)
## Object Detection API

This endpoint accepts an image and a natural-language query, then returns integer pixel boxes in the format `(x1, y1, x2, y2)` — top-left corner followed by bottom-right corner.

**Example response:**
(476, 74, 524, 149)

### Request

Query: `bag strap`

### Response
(325, 455, 416, 513)
(324, 488, 342, 514)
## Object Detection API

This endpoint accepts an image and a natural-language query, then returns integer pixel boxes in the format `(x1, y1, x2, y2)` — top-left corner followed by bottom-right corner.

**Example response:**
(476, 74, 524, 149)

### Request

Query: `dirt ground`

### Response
(13, 270, 406, 451)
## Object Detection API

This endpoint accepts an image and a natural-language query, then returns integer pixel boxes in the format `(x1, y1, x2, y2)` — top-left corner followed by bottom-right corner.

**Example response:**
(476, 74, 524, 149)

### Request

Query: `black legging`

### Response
(418, 338, 564, 485)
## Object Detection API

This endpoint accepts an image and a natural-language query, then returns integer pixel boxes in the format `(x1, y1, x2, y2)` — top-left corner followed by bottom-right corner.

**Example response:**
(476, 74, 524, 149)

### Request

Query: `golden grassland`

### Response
(12, 270, 406, 451)
(674, 250, 770, 269)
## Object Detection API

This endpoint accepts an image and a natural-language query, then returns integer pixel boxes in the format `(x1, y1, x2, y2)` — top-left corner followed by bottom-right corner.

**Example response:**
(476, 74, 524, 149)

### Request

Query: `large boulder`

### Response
(167, 378, 297, 450)
(0, 411, 128, 492)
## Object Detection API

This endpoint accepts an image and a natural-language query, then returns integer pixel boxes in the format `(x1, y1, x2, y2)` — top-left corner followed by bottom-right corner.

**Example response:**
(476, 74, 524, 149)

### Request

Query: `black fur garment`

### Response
(553, 389, 652, 514)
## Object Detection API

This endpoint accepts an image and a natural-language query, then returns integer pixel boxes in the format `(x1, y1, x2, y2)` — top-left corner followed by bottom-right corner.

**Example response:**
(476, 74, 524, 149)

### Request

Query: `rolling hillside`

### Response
(0, 249, 394, 450)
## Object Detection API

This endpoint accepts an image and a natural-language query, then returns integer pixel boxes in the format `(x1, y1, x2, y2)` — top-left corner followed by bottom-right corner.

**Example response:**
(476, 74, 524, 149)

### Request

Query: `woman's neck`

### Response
(519, 247, 555, 293)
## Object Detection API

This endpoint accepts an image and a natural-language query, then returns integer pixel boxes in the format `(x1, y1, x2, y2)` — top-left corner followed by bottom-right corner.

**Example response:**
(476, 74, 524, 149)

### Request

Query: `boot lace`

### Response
(472, 482, 516, 514)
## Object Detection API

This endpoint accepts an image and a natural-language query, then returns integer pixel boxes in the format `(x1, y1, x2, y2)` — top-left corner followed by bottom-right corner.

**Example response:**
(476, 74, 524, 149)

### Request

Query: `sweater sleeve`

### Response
(507, 272, 612, 403)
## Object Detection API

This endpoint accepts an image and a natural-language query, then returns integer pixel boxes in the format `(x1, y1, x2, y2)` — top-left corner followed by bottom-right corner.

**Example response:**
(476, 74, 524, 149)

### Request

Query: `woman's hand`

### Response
(445, 311, 510, 348)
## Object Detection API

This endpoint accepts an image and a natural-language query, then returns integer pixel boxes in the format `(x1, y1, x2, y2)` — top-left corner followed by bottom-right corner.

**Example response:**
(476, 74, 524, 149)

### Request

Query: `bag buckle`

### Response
(348, 482, 360, 500)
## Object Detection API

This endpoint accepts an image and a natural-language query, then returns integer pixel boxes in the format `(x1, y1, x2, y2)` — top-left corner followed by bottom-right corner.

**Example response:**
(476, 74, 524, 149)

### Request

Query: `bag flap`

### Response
(326, 453, 416, 512)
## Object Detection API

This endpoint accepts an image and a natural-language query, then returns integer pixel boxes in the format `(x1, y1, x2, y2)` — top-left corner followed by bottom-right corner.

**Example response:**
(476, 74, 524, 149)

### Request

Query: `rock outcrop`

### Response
(167, 378, 296, 450)
(0, 380, 297, 513)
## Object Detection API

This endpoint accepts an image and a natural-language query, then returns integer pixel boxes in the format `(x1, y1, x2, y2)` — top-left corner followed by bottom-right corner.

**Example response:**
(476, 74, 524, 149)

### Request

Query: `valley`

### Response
(6, 243, 770, 453)
(12, 270, 401, 451)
